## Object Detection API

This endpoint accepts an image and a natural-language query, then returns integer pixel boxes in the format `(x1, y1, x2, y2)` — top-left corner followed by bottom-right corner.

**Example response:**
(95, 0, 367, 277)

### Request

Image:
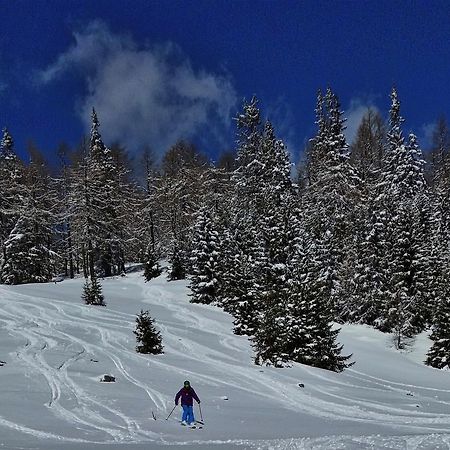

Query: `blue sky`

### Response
(1, 0, 449, 162)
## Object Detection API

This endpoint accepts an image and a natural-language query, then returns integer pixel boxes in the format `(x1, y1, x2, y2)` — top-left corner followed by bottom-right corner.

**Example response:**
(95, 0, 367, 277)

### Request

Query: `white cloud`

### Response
(38, 21, 237, 155)
(344, 98, 380, 145)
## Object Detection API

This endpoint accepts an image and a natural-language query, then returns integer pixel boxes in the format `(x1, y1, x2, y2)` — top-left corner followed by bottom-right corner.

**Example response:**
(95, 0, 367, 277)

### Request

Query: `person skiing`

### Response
(175, 380, 200, 426)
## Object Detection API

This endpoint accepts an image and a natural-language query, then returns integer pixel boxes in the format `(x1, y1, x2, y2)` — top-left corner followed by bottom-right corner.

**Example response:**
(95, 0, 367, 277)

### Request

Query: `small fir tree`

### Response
(143, 245, 162, 281)
(82, 275, 106, 306)
(168, 244, 186, 280)
(134, 310, 164, 354)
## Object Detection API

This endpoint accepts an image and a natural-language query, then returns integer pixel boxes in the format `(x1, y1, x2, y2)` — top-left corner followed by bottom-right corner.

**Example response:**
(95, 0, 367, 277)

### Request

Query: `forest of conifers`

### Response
(1, 87, 450, 372)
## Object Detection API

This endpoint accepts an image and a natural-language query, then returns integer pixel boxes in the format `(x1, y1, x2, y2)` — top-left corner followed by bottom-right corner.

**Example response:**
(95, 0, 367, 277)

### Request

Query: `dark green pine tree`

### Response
(189, 207, 220, 304)
(168, 243, 186, 280)
(134, 310, 164, 354)
(82, 275, 106, 306)
(143, 244, 162, 281)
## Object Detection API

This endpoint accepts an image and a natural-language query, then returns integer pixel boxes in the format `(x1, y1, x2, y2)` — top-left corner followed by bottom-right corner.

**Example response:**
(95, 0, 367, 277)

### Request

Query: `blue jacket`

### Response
(175, 387, 200, 406)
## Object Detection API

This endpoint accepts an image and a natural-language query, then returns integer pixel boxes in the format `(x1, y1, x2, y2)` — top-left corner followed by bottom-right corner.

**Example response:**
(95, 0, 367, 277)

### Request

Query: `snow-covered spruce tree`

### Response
(345, 110, 387, 325)
(200, 165, 236, 312)
(0, 216, 50, 284)
(143, 244, 162, 281)
(302, 88, 362, 317)
(348, 206, 389, 326)
(87, 109, 118, 277)
(1, 147, 56, 285)
(253, 202, 297, 367)
(429, 118, 450, 322)
(379, 90, 432, 345)
(425, 258, 450, 369)
(227, 96, 266, 336)
(253, 122, 295, 366)
(253, 261, 290, 367)
(70, 110, 131, 280)
(189, 206, 220, 304)
(231, 250, 263, 336)
(134, 310, 163, 354)
(0, 128, 25, 258)
(82, 275, 106, 306)
(168, 243, 186, 280)
(289, 221, 353, 372)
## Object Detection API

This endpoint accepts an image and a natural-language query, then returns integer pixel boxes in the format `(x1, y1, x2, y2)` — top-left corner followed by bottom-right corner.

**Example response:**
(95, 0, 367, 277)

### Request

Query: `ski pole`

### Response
(166, 405, 177, 420)
(198, 403, 204, 422)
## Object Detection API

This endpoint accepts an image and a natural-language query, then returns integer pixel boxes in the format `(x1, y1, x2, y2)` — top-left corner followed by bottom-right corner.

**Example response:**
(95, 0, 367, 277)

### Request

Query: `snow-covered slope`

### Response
(1, 271, 450, 450)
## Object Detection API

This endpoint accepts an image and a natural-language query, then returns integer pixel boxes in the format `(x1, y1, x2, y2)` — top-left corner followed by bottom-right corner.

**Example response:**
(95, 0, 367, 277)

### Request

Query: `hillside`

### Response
(1, 271, 450, 449)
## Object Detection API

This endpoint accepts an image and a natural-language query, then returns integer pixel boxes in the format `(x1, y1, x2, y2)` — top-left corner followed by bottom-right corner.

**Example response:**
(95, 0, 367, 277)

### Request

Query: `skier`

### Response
(175, 380, 201, 426)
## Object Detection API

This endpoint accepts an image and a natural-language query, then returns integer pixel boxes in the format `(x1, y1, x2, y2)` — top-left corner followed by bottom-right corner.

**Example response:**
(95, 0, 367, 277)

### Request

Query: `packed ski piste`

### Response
(1, 269, 450, 450)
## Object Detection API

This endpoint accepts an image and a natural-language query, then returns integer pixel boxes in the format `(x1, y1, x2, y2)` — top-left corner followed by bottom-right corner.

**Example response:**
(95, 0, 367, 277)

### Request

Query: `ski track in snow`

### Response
(2, 276, 450, 448)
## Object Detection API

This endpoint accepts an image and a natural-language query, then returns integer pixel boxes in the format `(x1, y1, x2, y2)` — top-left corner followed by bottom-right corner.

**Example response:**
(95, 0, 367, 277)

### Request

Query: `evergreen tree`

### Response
(1, 146, 56, 285)
(252, 122, 293, 365)
(0, 128, 24, 259)
(227, 97, 266, 336)
(303, 88, 361, 316)
(168, 243, 186, 280)
(143, 244, 162, 281)
(202, 165, 236, 312)
(134, 310, 164, 354)
(231, 254, 262, 335)
(380, 90, 431, 345)
(291, 228, 353, 372)
(425, 249, 450, 369)
(82, 275, 106, 306)
(189, 207, 220, 304)
(0, 215, 52, 284)
(70, 110, 130, 279)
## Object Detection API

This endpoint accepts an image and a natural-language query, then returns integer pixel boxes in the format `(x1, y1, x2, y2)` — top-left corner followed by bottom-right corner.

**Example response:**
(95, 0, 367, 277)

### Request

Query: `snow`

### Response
(1, 271, 450, 449)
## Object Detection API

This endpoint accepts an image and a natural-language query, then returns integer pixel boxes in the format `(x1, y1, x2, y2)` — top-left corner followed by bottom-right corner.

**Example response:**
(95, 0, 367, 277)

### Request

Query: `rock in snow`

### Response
(100, 374, 116, 382)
